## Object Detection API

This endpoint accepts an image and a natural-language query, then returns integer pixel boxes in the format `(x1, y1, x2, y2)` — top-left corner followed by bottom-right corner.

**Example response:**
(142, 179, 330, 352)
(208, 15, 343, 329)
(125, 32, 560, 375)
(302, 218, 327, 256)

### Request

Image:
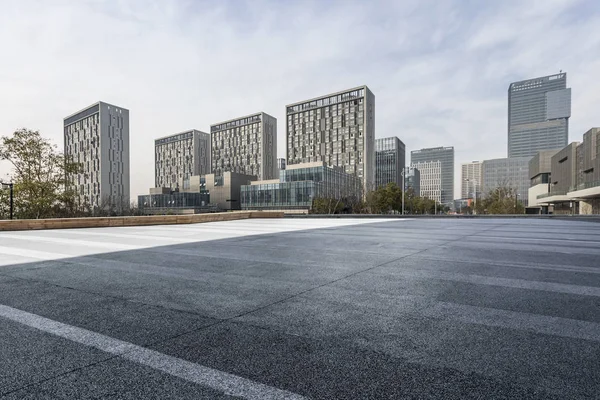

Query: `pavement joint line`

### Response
(0, 303, 307, 400)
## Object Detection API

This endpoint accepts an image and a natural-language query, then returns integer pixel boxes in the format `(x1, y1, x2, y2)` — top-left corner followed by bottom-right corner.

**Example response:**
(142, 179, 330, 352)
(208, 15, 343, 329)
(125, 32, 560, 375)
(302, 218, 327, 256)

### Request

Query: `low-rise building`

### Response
(482, 157, 531, 207)
(138, 189, 213, 215)
(527, 149, 560, 214)
(240, 161, 361, 213)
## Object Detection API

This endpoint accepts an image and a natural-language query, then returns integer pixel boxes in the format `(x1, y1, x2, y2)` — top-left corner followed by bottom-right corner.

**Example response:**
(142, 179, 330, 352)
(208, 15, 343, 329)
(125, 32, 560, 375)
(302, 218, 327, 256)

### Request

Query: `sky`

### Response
(1, 0, 599, 200)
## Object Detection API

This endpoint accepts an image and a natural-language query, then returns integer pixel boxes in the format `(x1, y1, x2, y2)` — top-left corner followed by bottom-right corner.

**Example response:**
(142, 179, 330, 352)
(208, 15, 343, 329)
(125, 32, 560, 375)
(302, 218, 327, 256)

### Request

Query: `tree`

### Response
(311, 197, 345, 214)
(0, 128, 81, 219)
(477, 186, 525, 214)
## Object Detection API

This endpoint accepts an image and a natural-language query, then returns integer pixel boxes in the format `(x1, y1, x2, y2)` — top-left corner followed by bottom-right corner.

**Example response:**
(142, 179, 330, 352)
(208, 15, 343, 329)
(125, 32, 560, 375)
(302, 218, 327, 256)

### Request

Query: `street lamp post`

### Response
(401, 167, 405, 215)
(0, 182, 14, 220)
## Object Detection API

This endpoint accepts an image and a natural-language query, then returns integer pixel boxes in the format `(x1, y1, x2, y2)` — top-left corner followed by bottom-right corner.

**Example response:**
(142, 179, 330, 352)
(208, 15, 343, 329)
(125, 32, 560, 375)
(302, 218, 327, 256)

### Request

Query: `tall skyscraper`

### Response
(154, 130, 210, 190)
(508, 73, 571, 158)
(411, 147, 454, 203)
(461, 161, 482, 199)
(286, 86, 375, 190)
(211, 112, 277, 180)
(64, 101, 130, 209)
(410, 161, 441, 202)
(375, 137, 406, 189)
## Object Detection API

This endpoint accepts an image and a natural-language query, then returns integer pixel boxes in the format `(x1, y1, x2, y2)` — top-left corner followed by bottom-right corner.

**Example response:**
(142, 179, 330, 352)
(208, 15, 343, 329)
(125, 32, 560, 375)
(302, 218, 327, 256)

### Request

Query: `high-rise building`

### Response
(411, 147, 454, 204)
(508, 73, 571, 158)
(482, 157, 530, 206)
(211, 112, 277, 180)
(405, 168, 420, 196)
(154, 130, 210, 190)
(286, 86, 375, 190)
(277, 158, 286, 171)
(411, 161, 441, 202)
(64, 101, 130, 209)
(375, 137, 406, 189)
(461, 161, 482, 199)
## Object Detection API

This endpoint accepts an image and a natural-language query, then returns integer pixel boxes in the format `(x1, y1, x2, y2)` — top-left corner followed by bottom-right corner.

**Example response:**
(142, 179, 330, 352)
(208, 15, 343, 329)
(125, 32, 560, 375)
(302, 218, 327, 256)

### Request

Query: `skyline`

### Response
(1, 0, 600, 199)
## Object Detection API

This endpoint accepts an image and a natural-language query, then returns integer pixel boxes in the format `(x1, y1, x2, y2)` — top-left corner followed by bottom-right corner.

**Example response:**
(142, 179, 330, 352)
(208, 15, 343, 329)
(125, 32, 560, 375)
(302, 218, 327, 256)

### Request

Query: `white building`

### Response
(411, 161, 441, 202)
(211, 112, 277, 181)
(155, 130, 210, 190)
(64, 101, 130, 210)
(461, 161, 482, 199)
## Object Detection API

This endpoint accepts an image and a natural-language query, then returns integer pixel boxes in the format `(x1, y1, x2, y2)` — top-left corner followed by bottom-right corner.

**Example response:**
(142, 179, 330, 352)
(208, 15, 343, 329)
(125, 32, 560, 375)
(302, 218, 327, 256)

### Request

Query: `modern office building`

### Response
(375, 137, 406, 189)
(508, 73, 571, 158)
(154, 130, 210, 190)
(286, 86, 375, 191)
(482, 157, 531, 206)
(241, 161, 361, 212)
(461, 161, 482, 199)
(277, 158, 286, 171)
(211, 112, 277, 180)
(204, 171, 257, 211)
(410, 161, 441, 202)
(527, 149, 560, 213)
(64, 101, 130, 210)
(405, 168, 420, 196)
(410, 147, 454, 204)
(137, 189, 213, 215)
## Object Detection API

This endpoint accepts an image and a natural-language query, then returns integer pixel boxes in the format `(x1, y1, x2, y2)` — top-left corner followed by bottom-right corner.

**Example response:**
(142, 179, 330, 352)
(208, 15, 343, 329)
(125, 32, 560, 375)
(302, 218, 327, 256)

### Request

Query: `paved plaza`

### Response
(0, 217, 599, 399)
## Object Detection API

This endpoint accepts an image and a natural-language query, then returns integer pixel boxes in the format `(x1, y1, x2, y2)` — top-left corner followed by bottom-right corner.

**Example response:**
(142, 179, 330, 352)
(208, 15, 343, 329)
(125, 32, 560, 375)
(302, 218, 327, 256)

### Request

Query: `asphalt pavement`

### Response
(0, 217, 599, 399)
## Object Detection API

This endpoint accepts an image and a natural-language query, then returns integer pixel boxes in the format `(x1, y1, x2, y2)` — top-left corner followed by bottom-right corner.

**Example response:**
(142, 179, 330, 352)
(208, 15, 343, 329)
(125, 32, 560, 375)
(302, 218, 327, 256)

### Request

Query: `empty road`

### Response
(0, 217, 599, 399)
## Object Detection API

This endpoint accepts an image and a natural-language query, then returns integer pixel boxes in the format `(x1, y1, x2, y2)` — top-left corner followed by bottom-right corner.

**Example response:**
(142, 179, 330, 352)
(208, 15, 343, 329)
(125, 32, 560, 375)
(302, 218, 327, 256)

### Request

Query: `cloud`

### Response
(0, 0, 598, 200)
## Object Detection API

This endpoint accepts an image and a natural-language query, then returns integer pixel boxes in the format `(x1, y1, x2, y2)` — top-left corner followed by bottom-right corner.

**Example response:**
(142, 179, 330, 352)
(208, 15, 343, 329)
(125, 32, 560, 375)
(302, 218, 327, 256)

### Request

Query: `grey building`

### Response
(410, 147, 454, 204)
(405, 168, 420, 196)
(286, 86, 375, 191)
(154, 130, 210, 190)
(508, 73, 571, 158)
(204, 171, 257, 211)
(482, 157, 530, 206)
(527, 149, 560, 212)
(375, 137, 406, 189)
(211, 112, 277, 181)
(277, 158, 286, 171)
(64, 101, 130, 210)
(241, 161, 361, 212)
(138, 190, 213, 215)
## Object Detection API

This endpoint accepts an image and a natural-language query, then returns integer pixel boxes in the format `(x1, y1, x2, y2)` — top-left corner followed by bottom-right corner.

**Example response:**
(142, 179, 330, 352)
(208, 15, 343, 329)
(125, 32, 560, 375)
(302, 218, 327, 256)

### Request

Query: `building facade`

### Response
(241, 161, 361, 212)
(461, 161, 482, 199)
(405, 168, 420, 196)
(64, 101, 130, 210)
(204, 171, 257, 211)
(375, 137, 406, 189)
(410, 161, 441, 202)
(482, 157, 531, 206)
(508, 73, 571, 158)
(210, 112, 277, 180)
(410, 147, 454, 204)
(528, 149, 560, 212)
(286, 86, 375, 191)
(154, 130, 210, 190)
(138, 190, 213, 214)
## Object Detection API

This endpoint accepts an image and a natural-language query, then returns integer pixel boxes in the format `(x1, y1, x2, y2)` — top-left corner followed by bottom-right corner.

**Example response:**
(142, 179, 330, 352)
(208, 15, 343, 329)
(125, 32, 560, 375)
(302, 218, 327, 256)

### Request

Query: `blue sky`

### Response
(1, 0, 599, 199)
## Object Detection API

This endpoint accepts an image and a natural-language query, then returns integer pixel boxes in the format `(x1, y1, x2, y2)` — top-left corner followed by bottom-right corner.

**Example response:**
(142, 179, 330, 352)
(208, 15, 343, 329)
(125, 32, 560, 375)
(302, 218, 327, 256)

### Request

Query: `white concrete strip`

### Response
(0, 304, 306, 400)
(0, 245, 71, 262)
(425, 302, 600, 342)
(0, 234, 139, 251)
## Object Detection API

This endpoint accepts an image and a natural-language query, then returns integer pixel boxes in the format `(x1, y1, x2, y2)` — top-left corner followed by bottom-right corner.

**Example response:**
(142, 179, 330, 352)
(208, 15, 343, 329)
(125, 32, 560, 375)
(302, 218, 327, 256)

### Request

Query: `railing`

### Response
(537, 190, 568, 199)
(571, 181, 600, 191)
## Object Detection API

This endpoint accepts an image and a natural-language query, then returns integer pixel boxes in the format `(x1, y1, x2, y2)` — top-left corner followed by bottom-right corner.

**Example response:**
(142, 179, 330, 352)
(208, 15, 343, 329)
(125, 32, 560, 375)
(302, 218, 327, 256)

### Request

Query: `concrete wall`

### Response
(0, 211, 283, 232)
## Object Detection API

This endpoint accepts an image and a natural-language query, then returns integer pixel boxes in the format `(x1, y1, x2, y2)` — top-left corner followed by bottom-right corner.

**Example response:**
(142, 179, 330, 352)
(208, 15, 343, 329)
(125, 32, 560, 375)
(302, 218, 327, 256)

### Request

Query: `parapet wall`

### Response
(0, 211, 284, 231)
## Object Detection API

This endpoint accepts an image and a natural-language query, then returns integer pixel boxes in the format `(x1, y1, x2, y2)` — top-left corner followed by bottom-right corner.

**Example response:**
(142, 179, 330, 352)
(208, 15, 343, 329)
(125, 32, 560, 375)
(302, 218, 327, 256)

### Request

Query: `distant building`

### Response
(211, 112, 277, 180)
(508, 73, 571, 158)
(482, 157, 530, 206)
(64, 101, 130, 210)
(286, 86, 375, 191)
(405, 168, 420, 196)
(461, 161, 482, 199)
(154, 130, 210, 191)
(527, 149, 561, 213)
(411, 161, 441, 202)
(241, 161, 361, 212)
(138, 189, 213, 215)
(277, 158, 286, 171)
(411, 147, 454, 203)
(375, 137, 406, 189)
